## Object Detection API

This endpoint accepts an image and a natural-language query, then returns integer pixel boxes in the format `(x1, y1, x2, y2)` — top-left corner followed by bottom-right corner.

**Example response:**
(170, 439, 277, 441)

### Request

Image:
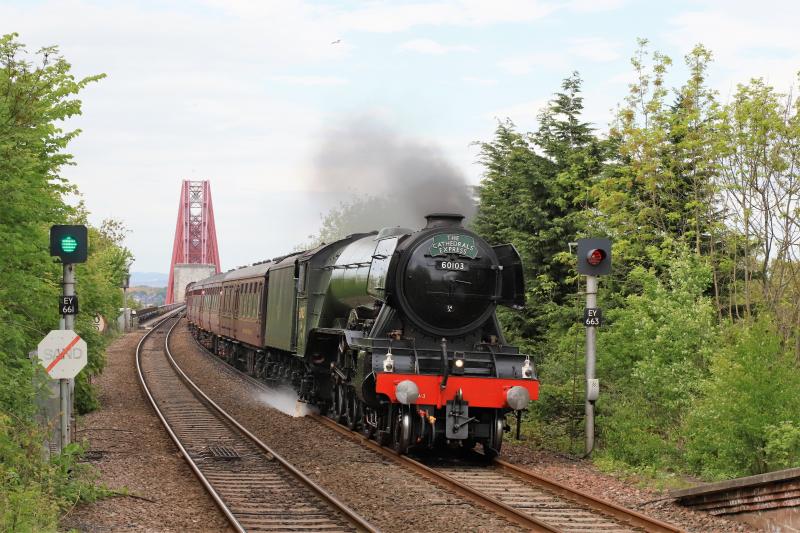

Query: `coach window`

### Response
(250, 283, 255, 317)
(256, 283, 262, 318)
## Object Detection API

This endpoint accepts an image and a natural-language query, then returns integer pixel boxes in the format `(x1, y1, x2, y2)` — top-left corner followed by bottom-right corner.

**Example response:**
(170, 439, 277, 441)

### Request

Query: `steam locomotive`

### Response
(185, 213, 538, 456)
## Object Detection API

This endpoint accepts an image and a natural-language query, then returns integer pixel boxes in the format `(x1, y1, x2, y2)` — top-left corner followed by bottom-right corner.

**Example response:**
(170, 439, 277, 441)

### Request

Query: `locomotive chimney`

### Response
(424, 213, 464, 229)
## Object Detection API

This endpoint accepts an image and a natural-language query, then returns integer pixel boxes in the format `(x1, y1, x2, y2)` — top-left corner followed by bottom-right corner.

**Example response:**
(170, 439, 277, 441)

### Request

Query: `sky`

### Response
(3, 0, 799, 272)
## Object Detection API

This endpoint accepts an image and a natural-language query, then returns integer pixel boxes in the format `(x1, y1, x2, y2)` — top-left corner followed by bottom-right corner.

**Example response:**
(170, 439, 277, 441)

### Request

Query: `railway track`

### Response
(183, 319, 683, 532)
(136, 313, 376, 533)
(313, 415, 683, 533)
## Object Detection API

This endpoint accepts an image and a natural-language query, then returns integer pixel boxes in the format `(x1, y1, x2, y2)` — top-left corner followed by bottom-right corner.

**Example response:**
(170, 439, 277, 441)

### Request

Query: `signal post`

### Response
(576, 238, 611, 455)
(43, 225, 88, 453)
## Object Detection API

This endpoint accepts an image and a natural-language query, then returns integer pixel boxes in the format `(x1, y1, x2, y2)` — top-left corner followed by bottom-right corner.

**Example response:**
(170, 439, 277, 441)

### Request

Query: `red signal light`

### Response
(587, 248, 606, 266)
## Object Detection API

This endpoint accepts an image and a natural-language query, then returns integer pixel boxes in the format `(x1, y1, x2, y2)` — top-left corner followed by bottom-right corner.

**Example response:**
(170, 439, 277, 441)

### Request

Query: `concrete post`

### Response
(585, 275, 597, 455)
(60, 263, 75, 450)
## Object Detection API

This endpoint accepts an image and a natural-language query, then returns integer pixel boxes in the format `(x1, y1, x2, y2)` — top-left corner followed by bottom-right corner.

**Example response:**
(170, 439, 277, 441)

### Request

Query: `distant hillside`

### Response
(131, 271, 168, 287)
(129, 286, 166, 307)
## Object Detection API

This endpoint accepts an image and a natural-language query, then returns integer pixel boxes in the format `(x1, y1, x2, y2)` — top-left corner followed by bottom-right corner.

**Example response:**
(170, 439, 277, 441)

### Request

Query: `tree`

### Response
(0, 33, 112, 530)
(717, 78, 800, 331)
(593, 39, 674, 268)
(473, 120, 558, 343)
(474, 74, 607, 344)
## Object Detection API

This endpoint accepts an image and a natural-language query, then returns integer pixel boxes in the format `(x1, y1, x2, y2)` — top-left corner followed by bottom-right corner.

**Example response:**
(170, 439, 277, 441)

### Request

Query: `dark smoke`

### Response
(312, 115, 476, 237)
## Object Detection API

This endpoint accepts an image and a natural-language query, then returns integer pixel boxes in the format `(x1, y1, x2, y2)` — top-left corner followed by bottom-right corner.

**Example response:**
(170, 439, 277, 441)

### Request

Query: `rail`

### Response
(185, 326, 683, 532)
(136, 313, 376, 533)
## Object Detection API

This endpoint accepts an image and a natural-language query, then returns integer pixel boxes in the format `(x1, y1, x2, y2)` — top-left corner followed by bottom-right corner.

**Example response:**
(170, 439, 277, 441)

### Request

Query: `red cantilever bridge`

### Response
(165, 180, 222, 304)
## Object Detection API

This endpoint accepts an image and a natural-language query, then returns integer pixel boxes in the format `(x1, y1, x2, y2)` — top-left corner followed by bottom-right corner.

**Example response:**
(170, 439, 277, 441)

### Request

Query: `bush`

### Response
(763, 422, 800, 471)
(0, 33, 119, 530)
(0, 412, 111, 531)
(683, 317, 800, 478)
(595, 251, 717, 470)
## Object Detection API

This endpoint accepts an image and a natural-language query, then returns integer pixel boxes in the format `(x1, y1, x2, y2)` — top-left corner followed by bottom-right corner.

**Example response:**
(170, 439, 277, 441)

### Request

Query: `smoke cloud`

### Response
(312, 115, 476, 236)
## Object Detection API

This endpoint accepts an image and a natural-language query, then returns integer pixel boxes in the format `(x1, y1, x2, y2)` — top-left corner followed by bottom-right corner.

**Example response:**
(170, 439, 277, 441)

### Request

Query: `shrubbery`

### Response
(475, 41, 800, 482)
(596, 253, 716, 470)
(0, 33, 127, 530)
(0, 414, 110, 531)
(684, 318, 800, 478)
(518, 245, 800, 480)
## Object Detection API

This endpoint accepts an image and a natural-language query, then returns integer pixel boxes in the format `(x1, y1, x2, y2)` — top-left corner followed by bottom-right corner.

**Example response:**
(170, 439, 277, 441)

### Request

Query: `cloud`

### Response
(607, 70, 638, 85)
(498, 52, 566, 75)
(9, 0, 797, 274)
(398, 38, 475, 55)
(486, 98, 550, 126)
(338, 0, 557, 33)
(270, 75, 349, 86)
(463, 76, 498, 86)
(211, 0, 557, 35)
(568, 37, 621, 62)
(667, 2, 800, 93)
(499, 38, 619, 75)
(566, 0, 627, 13)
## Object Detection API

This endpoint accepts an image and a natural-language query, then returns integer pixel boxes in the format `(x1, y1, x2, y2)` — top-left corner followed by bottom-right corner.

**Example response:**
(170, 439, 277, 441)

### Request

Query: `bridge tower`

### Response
(165, 180, 221, 304)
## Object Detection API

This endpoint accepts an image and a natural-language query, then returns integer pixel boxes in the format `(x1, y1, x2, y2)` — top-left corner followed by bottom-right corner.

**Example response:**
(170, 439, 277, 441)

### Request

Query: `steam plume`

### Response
(312, 115, 476, 236)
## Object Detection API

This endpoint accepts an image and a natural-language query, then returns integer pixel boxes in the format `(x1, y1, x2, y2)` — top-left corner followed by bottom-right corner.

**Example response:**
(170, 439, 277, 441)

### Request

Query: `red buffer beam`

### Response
(166, 180, 221, 304)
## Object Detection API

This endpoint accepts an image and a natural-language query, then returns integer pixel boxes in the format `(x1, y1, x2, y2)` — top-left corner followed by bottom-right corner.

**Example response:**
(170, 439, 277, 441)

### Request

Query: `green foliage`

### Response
(598, 252, 716, 384)
(0, 413, 111, 532)
(473, 121, 559, 340)
(474, 74, 609, 345)
(763, 422, 800, 471)
(0, 33, 123, 530)
(684, 317, 800, 478)
(72, 220, 133, 413)
(527, 251, 719, 463)
(476, 41, 800, 483)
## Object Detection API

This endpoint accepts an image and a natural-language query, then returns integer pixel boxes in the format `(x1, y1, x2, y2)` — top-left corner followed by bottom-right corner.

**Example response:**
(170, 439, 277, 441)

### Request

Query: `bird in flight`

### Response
(331, 39, 341, 45)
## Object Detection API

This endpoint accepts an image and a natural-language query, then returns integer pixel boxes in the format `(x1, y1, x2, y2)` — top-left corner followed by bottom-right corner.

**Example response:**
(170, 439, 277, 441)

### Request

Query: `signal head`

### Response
(577, 238, 611, 275)
(50, 225, 88, 263)
(586, 248, 606, 266)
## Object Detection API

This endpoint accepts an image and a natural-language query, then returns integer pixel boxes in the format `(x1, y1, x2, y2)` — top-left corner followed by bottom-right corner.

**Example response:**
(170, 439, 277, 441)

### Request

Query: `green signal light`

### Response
(61, 236, 78, 253)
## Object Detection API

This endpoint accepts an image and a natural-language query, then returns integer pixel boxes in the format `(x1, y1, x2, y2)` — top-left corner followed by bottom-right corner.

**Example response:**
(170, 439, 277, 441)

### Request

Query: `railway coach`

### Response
(185, 213, 538, 456)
